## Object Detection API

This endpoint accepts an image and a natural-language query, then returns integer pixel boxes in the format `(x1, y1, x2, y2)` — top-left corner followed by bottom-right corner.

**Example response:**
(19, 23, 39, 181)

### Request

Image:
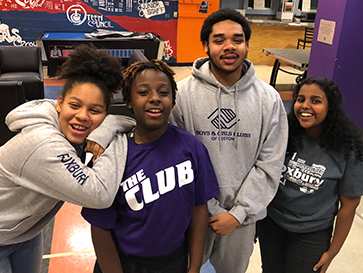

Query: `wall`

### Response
(308, 0, 363, 128)
(177, 0, 220, 63)
(0, 0, 179, 62)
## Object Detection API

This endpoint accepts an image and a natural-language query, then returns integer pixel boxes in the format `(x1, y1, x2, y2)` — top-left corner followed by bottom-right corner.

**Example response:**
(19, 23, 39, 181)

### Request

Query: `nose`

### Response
(75, 107, 89, 121)
(302, 100, 310, 109)
(149, 91, 161, 103)
(224, 40, 236, 51)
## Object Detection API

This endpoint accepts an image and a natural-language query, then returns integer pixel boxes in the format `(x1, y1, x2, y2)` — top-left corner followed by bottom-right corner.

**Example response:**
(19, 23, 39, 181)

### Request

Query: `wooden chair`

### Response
(297, 27, 314, 49)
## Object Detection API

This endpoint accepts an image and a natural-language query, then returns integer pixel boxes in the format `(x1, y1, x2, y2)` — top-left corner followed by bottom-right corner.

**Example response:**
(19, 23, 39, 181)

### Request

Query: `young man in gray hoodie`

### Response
(169, 8, 288, 273)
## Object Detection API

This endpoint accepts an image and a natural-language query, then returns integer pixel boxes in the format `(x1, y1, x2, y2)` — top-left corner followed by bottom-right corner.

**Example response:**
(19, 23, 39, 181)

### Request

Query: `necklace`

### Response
(128, 127, 136, 142)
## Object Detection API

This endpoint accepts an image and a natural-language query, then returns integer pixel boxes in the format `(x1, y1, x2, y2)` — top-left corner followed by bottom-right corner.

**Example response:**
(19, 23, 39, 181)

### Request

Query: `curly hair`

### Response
(121, 59, 177, 105)
(59, 43, 123, 110)
(287, 77, 363, 161)
(200, 8, 251, 44)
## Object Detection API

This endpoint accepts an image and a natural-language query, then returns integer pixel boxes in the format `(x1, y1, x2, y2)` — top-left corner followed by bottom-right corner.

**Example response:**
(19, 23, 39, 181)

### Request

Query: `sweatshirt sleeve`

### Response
(229, 98, 288, 225)
(1, 131, 128, 209)
(87, 114, 135, 149)
(169, 92, 186, 129)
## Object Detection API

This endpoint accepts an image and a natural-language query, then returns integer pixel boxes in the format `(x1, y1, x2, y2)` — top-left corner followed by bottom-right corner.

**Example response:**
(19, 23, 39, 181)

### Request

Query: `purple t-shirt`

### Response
(82, 125, 220, 257)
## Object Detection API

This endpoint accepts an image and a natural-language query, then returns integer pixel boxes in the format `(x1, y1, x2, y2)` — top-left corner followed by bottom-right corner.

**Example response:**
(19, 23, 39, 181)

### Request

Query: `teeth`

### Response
(148, 109, 161, 113)
(72, 125, 87, 131)
(301, 113, 312, 117)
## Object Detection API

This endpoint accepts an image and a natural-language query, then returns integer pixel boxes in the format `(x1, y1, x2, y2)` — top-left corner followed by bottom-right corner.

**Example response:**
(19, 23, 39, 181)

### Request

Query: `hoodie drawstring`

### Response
(218, 84, 239, 150)
(218, 87, 221, 151)
(234, 84, 239, 149)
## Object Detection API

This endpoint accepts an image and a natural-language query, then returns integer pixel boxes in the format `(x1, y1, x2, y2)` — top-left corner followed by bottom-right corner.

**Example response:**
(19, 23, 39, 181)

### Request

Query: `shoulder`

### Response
(168, 124, 195, 139)
(254, 78, 281, 99)
(177, 75, 196, 91)
(0, 125, 71, 172)
(168, 125, 206, 148)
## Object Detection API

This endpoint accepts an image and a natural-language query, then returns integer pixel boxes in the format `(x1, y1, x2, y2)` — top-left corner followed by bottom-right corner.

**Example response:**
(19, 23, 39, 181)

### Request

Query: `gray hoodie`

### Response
(0, 99, 134, 245)
(170, 58, 288, 225)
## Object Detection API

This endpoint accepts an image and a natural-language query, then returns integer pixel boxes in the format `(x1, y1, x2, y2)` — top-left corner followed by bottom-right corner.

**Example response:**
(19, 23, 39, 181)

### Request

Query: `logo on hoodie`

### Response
(57, 154, 89, 185)
(208, 108, 236, 129)
(194, 108, 251, 142)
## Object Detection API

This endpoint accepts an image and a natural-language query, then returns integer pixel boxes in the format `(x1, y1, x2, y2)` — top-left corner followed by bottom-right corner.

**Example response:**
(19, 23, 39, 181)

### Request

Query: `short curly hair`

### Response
(121, 59, 177, 106)
(59, 43, 123, 110)
(200, 8, 251, 44)
(288, 77, 363, 160)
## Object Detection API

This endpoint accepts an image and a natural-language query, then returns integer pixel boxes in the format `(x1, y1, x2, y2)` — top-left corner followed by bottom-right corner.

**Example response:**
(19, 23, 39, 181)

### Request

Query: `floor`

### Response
(41, 64, 363, 273)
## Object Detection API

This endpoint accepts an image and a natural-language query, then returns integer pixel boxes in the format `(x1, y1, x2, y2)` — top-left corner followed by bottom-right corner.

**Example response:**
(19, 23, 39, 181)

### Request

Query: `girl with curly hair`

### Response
(257, 77, 363, 273)
(0, 44, 134, 273)
(82, 60, 220, 273)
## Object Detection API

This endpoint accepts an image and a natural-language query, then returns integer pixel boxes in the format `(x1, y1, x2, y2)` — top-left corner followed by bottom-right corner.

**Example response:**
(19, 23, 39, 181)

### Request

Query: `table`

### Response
(38, 31, 165, 77)
(262, 49, 311, 87)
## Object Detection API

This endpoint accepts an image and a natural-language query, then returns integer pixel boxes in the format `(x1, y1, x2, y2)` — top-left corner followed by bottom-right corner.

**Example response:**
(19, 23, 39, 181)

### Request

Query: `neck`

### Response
(304, 124, 323, 137)
(133, 124, 169, 144)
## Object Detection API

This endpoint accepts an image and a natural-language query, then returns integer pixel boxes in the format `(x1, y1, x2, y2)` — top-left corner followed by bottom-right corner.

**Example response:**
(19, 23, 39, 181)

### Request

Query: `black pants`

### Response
(257, 215, 333, 273)
(94, 242, 188, 273)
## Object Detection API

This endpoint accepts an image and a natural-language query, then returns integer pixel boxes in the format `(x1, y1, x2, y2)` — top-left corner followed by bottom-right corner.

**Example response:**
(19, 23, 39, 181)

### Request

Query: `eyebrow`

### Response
(212, 33, 245, 38)
(137, 82, 170, 87)
(297, 94, 323, 99)
(69, 97, 105, 108)
(311, 95, 323, 99)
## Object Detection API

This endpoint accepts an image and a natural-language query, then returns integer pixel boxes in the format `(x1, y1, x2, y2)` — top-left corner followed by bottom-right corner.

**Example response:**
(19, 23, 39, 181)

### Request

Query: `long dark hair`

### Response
(288, 77, 363, 160)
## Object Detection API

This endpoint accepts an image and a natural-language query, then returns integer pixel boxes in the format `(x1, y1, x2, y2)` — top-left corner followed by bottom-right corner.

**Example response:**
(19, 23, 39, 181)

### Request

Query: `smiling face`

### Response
(56, 82, 107, 144)
(203, 19, 248, 86)
(294, 83, 329, 137)
(127, 69, 174, 143)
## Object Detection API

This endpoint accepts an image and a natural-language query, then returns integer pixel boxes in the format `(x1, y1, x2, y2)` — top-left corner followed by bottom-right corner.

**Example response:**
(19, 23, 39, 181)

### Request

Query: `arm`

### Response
(187, 204, 208, 273)
(208, 212, 240, 236)
(87, 114, 135, 149)
(313, 196, 361, 272)
(91, 226, 123, 273)
(2, 100, 129, 208)
(229, 100, 288, 226)
(3, 133, 128, 208)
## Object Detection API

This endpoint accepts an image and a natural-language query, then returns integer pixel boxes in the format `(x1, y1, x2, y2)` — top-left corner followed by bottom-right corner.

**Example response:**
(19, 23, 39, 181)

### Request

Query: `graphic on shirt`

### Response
(281, 152, 326, 194)
(120, 160, 194, 211)
(194, 108, 251, 142)
(208, 108, 236, 130)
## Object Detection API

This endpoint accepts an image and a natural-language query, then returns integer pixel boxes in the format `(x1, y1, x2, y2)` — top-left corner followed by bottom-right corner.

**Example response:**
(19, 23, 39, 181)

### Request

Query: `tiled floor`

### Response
(41, 64, 363, 272)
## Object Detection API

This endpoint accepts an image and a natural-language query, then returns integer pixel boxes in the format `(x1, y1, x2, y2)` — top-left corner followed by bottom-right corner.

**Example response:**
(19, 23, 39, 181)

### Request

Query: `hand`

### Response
(313, 251, 334, 273)
(208, 212, 240, 236)
(85, 141, 105, 160)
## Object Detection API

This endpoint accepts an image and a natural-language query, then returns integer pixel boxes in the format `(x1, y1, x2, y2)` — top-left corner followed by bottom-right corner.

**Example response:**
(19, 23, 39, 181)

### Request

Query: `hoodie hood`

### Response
(6, 99, 60, 133)
(191, 57, 254, 93)
(190, 57, 255, 148)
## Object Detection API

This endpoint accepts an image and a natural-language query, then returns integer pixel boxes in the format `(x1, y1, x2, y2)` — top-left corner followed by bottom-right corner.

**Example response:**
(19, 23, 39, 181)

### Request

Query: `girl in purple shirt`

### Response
(82, 60, 220, 273)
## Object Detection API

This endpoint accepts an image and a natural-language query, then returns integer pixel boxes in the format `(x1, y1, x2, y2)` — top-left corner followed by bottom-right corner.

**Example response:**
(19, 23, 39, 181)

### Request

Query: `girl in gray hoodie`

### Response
(0, 44, 133, 273)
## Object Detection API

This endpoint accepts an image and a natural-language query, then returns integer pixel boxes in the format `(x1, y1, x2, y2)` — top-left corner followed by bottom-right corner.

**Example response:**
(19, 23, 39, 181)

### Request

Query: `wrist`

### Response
(326, 247, 339, 258)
